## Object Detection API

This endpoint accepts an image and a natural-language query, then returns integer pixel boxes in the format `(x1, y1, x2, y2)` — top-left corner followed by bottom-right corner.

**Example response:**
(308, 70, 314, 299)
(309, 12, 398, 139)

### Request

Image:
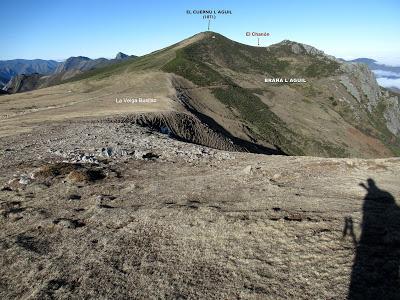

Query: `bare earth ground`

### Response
(1, 119, 399, 299)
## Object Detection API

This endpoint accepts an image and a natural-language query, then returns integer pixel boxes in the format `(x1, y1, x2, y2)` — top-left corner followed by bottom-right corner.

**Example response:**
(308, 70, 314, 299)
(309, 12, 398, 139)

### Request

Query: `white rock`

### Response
(19, 175, 30, 185)
(242, 165, 253, 175)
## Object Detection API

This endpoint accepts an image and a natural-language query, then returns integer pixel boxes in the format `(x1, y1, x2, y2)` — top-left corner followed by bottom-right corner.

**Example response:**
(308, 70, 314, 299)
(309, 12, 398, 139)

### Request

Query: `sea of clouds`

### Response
(372, 69, 400, 90)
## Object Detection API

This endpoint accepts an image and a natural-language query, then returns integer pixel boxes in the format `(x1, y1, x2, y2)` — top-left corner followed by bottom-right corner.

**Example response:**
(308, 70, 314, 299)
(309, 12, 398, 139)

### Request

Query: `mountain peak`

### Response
(348, 58, 377, 64)
(186, 32, 327, 58)
(274, 40, 325, 56)
(55, 56, 101, 73)
(66, 56, 91, 61)
(115, 52, 129, 60)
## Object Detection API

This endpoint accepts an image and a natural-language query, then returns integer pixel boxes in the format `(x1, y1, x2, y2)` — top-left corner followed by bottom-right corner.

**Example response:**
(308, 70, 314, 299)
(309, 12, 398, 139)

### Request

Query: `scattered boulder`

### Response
(142, 152, 159, 160)
(67, 194, 81, 200)
(101, 147, 113, 157)
(7, 178, 25, 190)
(80, 155, 98, 164)
(284, 213, 303, 222)
(19, 175, 31, 185)
(242, 165, 253, 175)
(53, 218, 85, 229)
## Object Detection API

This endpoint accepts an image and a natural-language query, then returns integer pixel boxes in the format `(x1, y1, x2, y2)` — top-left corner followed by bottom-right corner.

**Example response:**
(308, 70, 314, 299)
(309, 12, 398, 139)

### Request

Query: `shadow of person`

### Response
(348, 178, 400, 300)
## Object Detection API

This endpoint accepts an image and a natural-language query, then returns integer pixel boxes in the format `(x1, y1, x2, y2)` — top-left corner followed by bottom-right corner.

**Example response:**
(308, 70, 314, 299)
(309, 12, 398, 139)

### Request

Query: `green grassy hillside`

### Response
(161, 32, 353, 156)
(62, 31, 398, 157)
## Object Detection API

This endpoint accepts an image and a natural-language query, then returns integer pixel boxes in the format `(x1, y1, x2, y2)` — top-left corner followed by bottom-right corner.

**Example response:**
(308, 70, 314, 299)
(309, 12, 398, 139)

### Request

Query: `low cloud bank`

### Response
(376, 77, 400, 89)
(373, 70, 400, 79)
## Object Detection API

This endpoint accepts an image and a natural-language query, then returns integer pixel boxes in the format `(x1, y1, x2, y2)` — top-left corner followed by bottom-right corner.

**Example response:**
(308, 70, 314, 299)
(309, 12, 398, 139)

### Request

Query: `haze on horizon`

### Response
(1, 0, 399, 65)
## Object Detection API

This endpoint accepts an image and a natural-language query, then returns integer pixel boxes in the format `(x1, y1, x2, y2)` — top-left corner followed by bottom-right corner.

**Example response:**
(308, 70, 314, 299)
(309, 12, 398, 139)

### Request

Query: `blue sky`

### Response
(1, 0, 399, 64)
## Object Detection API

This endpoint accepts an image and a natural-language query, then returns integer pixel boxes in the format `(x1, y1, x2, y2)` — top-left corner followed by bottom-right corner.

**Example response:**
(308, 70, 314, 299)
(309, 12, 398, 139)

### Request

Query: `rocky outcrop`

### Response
(338, 61, 400, 139)
(340, 75, 362, 102)
(2, 73, 43, 94)
(280, 40, 325, 56)
(383, 95, 400, 136)
(340, 62, 382, 112)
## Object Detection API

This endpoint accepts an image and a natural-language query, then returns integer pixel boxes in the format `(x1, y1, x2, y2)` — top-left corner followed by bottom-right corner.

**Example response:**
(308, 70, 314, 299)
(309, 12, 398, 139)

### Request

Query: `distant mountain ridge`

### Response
(54, 56, 109, 73)
(348, 58, 400, 73)
(1, 52, 136, 93)
(0, 59, 59, 88)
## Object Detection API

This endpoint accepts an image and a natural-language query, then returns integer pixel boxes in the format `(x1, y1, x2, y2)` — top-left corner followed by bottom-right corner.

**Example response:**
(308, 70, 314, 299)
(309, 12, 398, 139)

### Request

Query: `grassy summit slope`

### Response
(160, 32, 399, 157)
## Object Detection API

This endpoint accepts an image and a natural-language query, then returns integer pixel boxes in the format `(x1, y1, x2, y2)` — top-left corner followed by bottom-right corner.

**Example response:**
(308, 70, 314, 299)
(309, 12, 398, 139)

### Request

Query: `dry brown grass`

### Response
(0, 71, 175, 138)
(66, 169, 105, 183)
(66, 170, 90, 183)
(32, 163, 77, 179)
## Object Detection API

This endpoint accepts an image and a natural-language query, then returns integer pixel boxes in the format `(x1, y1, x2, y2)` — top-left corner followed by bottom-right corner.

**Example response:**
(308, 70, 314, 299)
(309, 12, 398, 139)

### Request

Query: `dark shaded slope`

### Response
(175, 87, 285, 155)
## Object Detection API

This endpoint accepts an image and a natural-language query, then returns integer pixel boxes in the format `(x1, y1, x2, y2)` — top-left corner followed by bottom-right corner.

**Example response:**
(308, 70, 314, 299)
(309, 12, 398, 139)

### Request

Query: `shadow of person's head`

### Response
(359, 178, 394, 204)
(359, 178, 376, 190)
